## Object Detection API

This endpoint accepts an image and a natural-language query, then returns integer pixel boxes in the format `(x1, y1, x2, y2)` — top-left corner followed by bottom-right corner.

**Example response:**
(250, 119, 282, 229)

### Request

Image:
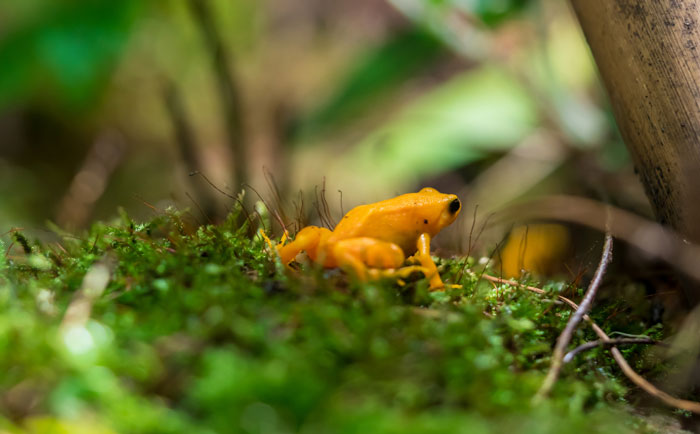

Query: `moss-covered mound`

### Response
(0, 208, 671, 433)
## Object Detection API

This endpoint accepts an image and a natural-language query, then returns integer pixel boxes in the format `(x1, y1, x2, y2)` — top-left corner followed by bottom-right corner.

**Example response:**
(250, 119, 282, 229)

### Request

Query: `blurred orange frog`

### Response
(267, 187, 461, 289)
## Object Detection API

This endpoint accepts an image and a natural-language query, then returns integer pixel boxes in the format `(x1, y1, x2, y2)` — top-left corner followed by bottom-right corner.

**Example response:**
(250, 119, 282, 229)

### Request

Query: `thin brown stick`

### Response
(563, 338, 666, 363)
(338, 190, 345, 217)
(243, 182, 287, 232)
(481, 273, 700, 413)
(55, 132, 126, 228)
(4, 242, 14, 259)
(313, 185, 333, 230)
(290, 190, 305, 234)
(0, 228, 24, 238)
(187, 0, 247, 191)
(189, 171, 255, 229)
(263, 167, 289, 225)
(467, 205, 479, 258)
(536, 232, 614, 399)
(60, 256, 115, 333)
(184, 192, 209, 226)
(456, 210, 493, 284)
(164, 82, 218, 220)
(133, 195, 160, 215)
(474, 237, 507, 291)
(320, 177, 334, 230)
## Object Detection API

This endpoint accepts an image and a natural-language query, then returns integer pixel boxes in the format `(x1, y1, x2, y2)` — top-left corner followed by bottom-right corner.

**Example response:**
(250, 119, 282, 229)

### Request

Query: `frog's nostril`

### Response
(449, 198, 461, 214)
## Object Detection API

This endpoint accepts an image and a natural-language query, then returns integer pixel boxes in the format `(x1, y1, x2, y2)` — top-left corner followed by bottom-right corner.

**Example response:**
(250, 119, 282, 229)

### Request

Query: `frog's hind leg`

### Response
(332, 238, 406, 281)
(277, 226, 332, 265)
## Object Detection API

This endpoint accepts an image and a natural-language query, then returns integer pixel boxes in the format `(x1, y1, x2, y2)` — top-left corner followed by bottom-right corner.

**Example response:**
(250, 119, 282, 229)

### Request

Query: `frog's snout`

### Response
(448, 198, 461, 214)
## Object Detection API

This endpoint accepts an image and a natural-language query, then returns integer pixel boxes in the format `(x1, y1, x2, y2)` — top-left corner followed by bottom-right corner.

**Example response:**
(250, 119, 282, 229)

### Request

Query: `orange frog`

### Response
(270, 188, 461, 289)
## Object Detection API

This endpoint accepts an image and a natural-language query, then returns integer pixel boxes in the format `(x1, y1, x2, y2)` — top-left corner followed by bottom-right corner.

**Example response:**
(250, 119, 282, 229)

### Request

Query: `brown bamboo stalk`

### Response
(569, 1, 700, 303)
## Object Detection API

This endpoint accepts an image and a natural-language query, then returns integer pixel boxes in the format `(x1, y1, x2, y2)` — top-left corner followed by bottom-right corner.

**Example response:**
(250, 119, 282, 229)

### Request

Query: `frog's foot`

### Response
(258, 228, 291, 251)
(404, 233, 440, 290)
(366, 265, 430, 280)
(332, 237, 459, 290)
(405, 256, 421, 266)
(410, 233, 455, 291)
(258, 229, 296, 270)
(278, 230, 289, 247)
(367, 266, 461, 290)
(277, 226, 332, 266)
(258, 229, 277, 253)
(430, 282, 463, 290)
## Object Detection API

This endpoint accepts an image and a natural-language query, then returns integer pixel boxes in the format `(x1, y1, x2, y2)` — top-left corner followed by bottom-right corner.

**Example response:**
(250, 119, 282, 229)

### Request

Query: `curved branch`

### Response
(536, 232, 613, 399)
(481, 274, 700, 413)
(570, 0, 700, 303)
(563, 338, 666, 364)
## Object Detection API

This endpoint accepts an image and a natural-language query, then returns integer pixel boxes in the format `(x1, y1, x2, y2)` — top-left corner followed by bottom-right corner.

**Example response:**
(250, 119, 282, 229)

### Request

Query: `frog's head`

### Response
(416, 187, 461, 233)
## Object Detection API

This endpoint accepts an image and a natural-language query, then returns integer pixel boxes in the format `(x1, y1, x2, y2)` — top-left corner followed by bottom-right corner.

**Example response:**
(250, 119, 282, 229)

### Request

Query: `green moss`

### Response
(0, 206, 673, 433)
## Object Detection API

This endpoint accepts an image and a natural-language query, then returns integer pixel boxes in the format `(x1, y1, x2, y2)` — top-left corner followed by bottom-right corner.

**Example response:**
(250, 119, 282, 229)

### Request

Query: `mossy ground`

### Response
(0, 206, 681, 433)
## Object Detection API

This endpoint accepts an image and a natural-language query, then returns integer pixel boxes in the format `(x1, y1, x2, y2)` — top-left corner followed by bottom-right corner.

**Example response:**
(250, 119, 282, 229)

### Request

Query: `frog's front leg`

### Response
(277, 226, 332, 265)
(412, 233, 444, 290)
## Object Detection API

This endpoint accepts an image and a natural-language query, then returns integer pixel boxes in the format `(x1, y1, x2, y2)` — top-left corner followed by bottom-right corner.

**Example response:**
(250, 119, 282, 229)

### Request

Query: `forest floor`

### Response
(0, 205, 694, 433)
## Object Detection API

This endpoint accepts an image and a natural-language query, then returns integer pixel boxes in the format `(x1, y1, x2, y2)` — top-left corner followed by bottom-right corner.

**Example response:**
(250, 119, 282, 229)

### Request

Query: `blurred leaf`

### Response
(332, 65, 537, 190)
(500, 224, 570, 278)
(211, 0, 262, 54)
(23, 415, 116, 434)
(297, 28, 445, 139)
(0, 1, 139, 112)
(525, 14, 607, 148)
(468, 0, 532, 26)
(430, 0, 533, 27)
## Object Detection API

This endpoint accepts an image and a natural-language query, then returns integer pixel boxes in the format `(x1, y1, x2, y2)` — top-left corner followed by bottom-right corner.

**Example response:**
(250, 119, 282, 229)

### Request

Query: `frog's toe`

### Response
(428, 281, 461, 291)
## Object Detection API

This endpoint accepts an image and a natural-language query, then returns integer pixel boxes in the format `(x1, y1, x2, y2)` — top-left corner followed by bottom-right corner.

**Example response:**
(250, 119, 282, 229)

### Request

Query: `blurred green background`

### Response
(0, 0, 650, 238)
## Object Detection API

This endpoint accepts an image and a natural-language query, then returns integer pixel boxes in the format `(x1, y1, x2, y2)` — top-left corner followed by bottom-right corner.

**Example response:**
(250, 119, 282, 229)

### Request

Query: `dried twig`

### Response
(56, 132, 125, 228)
(164, 82, 218, 220)
(0, 228, 24, 238)
(563, 338, 666, 363)
(190, 171, 255, 229)
(536, 232, 614, 399)
(263, 167, 289, 224)
(188, 0, 247, 191)
(243, 182, 287, 232)
(338, 190, 345, 217)
(185, 192, 210, 226)
(60, 256, 115, 333)
(320, 178, 334, 230)
(481, 273, 700, 413)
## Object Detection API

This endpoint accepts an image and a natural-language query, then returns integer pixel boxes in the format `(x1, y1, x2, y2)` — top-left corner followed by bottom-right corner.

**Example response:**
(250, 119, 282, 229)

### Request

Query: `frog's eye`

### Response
(448, 198, 461, 214)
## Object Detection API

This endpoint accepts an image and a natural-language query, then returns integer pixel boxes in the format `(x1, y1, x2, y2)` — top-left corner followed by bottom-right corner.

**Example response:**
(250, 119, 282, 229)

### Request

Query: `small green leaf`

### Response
(331, 65, 537, 190)
(296, 28, 445, 138)
(0, 1, 139, 112)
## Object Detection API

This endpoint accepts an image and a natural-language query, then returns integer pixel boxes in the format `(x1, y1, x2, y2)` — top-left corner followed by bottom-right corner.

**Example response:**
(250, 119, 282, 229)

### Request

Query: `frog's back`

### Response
(331, 202, 380, 238)
(329, 193, 435, 253)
